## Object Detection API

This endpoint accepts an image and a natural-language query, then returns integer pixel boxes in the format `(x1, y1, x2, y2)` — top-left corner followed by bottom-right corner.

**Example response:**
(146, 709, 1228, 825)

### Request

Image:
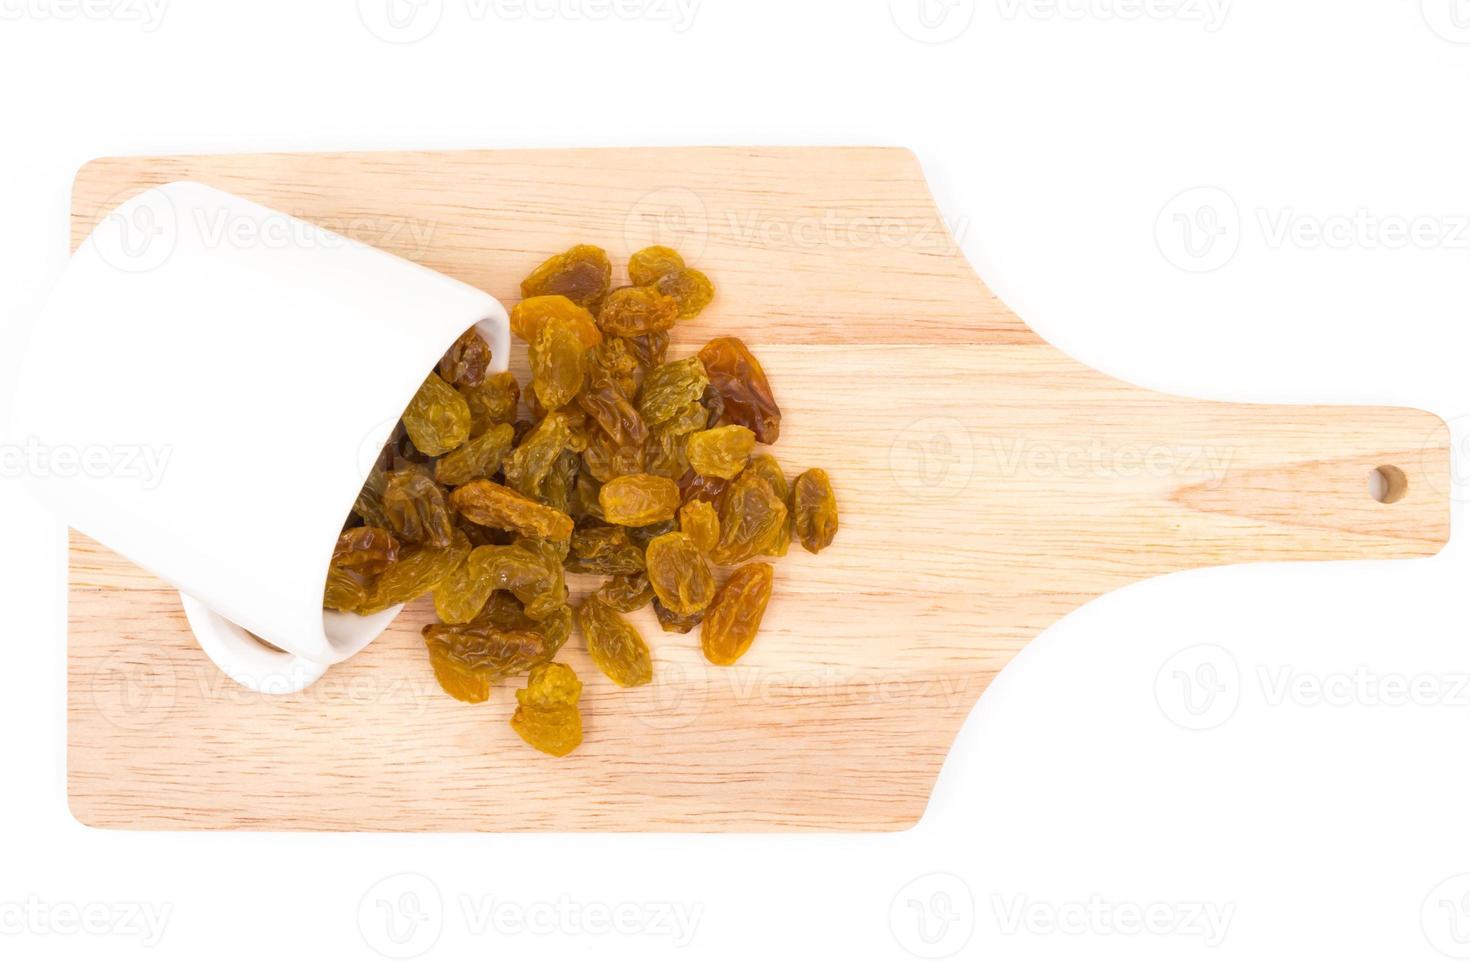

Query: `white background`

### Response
(2, 0, 1470, 975)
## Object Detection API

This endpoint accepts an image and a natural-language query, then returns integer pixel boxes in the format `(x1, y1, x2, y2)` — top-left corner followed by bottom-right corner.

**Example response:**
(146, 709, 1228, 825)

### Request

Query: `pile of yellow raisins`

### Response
(326, 245, 838, 756)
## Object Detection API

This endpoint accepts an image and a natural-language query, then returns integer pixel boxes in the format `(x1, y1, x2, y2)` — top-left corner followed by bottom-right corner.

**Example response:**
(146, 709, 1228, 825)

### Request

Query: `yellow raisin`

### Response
(702, 562, 774, 666)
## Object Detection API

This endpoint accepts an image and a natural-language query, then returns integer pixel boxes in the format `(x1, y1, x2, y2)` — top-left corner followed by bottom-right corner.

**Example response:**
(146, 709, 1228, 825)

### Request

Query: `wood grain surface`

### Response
(66, 148, 1451, 831)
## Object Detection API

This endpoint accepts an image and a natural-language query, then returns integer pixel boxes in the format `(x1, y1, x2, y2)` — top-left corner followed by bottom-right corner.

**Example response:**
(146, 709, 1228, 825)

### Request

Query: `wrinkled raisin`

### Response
(434, 423, 515, 487)
(459, 372, 520, 437)
(578, 596, 653, 687)
(438, 327, 492, 387)
(597, 286, 679, 337)
(511, 294, 602, 349)
(698, 337, 781, 444)
(679, 499, 719, 554)
(510, 662, 584, 756)
(332, 526, 400, 575)
(402, 372, 472, 456)
(361, 531, 471, 614)
(520, 244, 612, 310)
(710, 468, 788, 566)
(599, 474, 681, 527)
(702, 562, 774, 666)
(596, 572, 654, 613)
(424, 624, 548, 703)
(383, 469, 454, 549)
(792, 468, 839, 554)
(686, 424, 755, 480)
(644, 532, 716, 616)
(529, 319, 586, 411)
(450, 480, 574, 542)
(628, 245, 715, 319)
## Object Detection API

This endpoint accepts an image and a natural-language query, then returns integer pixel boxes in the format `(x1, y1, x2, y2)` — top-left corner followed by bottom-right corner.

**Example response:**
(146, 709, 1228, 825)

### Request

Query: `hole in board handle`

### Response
(1369, 465, 1408, 505)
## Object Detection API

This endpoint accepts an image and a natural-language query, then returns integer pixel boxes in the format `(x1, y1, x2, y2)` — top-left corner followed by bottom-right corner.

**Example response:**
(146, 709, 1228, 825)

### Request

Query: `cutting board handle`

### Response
(1093, 397, 1451, 568)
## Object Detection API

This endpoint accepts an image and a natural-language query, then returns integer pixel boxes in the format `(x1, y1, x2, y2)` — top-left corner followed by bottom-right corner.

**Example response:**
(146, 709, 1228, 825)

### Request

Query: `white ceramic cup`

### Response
(10, 181, 510, 694)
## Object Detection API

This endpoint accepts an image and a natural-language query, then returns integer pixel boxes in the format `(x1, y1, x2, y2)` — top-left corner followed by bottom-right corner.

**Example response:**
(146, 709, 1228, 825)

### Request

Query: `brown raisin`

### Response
(710, 468, 788, 566)
(697, 337, 781, 444)
(423, 624, 549, 703)
(438, 327, 492, 387)
(644, 532, 716, 616)
(566, 525, 646, 576)
(578, 596, 653, 688)
(701, 562, 774, 666)
(402, 371, 472, 456)
(638, 357, 709, 428)
(599, 474, 681, 527)
(520, 244, 612, 310)
(595, 572, 654, 613)
(686, 424, 755, 480)
(529, 319, 586, 412)
(383, 469, 454, 549)
(331, 526, 400, 575)
(450, 480, 574, 542)
(360, 531, 472, 614)
(578, 347, 649, 447)
(323, 564, 371, 613)
(679, 499, 719, 554)
(628, 245, 715, 319)
(596, 286, 679, 337)
(792, 468, 839, 554)
(459, 372, 520, 437)
(434, 423, 515, 487)
(511, 294, 602, 349)
(510, 662, 584, 756)
(653, 597, 703, 634)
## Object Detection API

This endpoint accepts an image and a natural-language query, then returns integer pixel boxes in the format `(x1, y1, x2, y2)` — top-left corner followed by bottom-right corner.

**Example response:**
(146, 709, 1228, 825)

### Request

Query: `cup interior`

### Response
(313, 314, 510, 662)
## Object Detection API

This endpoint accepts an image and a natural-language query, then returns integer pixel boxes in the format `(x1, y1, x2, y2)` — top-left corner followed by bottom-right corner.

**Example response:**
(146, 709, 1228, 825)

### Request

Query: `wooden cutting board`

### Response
(66, 148, 1451, 831)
